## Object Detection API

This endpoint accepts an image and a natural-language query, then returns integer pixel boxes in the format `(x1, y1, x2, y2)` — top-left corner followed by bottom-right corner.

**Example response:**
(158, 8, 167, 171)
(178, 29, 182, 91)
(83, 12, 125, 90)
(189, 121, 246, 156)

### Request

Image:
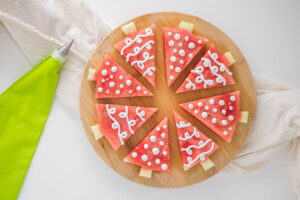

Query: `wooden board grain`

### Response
(79, 12, 256, 188)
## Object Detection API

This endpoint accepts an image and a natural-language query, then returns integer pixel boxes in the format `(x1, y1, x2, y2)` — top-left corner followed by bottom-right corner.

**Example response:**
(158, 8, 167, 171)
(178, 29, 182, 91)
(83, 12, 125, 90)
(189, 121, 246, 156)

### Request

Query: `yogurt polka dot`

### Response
(126, 80, 132, 86)
(132, 152, 137, 157)
(179, 49, 185, 57)
(111, 66, 117, 72)
(175, 67, 181, 72)
(109, 81, 115, 88)
(141, 155, 148, 161)
(188, 42, 195, 49)
(102, 69, 107, 76)
(174, 33, 180, 40)
(152, 147, 160, 155)
(170, 56, 176, 62)
(168, 40, 174, 47)
(161, 164, 168, 170)
(150, 136, 156, 142)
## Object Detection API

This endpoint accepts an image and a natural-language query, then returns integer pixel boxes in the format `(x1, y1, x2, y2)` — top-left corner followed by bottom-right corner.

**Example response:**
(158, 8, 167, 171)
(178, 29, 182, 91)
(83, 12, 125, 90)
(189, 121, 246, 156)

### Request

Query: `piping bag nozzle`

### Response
(52, 39, 74, 63)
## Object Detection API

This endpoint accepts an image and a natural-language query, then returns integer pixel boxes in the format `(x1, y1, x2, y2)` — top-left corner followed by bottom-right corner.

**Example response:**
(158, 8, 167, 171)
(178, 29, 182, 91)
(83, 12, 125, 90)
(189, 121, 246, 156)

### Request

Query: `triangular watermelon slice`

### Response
(124, 116, 169, 178)
(92, 104, 157, 150)
(173, 111, 218, 171)
(177, 44, 235, 93)
(163, 21, 207, 86)
(180, 91, 248, 143)
(114, 23, 156, 87)
(87, 55, 153, 98)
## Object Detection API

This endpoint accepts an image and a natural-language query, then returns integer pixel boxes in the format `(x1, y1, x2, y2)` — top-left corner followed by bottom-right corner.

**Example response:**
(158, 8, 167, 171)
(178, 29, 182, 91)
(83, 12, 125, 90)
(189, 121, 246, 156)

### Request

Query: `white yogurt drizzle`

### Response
(187, 50, 232, 89)
(106, 104, 128, 145)
(176, 121, 191, 128)
(120, 27, 153, 55)
(183, 142, 215, 168)
(119, 106, 136, 134)
(143, 67, 156, 77)
(136, 107, 146, 121)
(208, 50, 232, 75)
(125, 40, 154, 62)
(190, 66, 214, 88)
(131, 52, 154, 70)
(185, 78, 196, 90)
(178, 127, 200, 141)
(181, 139, 212, 155)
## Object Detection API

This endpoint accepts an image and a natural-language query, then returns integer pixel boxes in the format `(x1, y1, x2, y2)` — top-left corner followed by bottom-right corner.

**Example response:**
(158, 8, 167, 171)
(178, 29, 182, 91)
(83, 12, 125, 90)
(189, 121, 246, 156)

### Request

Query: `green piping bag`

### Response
(0, 40, 73, 200)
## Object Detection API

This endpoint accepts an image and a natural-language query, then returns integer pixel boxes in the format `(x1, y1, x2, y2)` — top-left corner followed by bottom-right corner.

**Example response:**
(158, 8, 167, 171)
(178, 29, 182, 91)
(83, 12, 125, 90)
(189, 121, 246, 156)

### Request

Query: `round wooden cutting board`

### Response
(80, 12, 256, 188)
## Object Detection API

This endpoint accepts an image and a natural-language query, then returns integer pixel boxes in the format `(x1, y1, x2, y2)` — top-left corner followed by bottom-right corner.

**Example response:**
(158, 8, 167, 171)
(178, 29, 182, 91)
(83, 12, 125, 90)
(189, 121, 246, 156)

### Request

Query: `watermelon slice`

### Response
(163, 21, 207, 86)
(115, 23, 156, 87)
(180, 91, 248, 143)
(173, 111, 218, 171)
(91, 104, 157, 150)
(87, 55, 153, 98)
(177, 44, 235, 93)
(124, 116, 169, 178)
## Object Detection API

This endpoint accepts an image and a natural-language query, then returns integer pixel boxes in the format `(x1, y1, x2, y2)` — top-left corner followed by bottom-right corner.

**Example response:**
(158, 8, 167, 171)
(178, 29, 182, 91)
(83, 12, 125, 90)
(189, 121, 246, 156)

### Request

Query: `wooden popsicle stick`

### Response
(123, 159, 152, 178)
(87, 68, 96, 81)
(121, 22, 136, 35)
(224, 52, 236, 65)
(240, 111, 249, 123)
(200, 159, 215, 171)
(179, 21, 194, 32)
(139, 168, 152, 178)
(90, 124, 103, 140)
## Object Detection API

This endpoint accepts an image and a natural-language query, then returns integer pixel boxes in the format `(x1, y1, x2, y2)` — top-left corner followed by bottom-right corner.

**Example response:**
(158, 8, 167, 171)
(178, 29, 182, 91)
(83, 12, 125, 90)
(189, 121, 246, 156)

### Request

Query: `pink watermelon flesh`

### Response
(180, 91, 241, 143)
(177, 44, 235, 93)
(163, 27, 207, 86)
(93, 55, 153, 98)
(173, 111, 218, 170)
(96, 104, 157, 150)
(125, 116, 170, 172)
(114, 25, 156, 87)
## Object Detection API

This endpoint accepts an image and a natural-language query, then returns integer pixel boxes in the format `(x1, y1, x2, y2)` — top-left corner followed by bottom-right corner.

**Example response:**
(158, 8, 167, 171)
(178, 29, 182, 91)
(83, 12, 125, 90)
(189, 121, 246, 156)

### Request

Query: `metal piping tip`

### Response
(56, 39, 74, 57)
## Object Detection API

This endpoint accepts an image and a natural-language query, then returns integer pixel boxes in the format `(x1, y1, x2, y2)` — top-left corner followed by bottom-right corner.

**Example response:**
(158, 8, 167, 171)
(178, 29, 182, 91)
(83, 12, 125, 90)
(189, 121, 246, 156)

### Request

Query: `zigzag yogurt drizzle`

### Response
(177, 44, 236, 93)
(96, 104, 157, 150)
(173, 112, 218, 170)
(115, 26, 156, 86)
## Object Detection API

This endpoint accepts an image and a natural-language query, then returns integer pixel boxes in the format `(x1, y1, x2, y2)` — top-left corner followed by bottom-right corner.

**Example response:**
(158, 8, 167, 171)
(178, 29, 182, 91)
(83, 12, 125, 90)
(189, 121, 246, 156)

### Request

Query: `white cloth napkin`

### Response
(0, 0, 299, 196)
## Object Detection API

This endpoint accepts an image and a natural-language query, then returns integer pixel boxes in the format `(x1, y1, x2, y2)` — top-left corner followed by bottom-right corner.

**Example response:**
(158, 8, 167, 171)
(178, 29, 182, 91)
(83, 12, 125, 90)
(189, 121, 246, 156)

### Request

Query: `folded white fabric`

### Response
(223, 75, 300, 196)
(0, 0, 299, 197)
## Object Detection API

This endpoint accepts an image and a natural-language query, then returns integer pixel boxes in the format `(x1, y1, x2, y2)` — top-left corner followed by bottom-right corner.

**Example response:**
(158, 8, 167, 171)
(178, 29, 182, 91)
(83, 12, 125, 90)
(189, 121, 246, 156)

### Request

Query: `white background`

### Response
(0, 0, 299, 199)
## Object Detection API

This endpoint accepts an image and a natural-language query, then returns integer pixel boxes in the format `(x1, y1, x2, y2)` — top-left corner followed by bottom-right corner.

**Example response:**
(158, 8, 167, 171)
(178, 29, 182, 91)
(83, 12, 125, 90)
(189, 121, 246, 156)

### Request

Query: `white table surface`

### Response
(0, 0, 299, 199)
